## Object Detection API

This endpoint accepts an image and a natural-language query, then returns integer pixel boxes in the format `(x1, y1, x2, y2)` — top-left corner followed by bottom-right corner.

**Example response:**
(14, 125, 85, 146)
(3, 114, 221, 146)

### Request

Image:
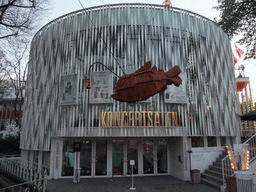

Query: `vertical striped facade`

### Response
(21, 4, 241, 151)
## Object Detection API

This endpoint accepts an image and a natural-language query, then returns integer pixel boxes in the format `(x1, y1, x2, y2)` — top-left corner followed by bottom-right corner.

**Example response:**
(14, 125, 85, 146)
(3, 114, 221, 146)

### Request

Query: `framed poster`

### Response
(59, 74, 78, 105)
(89, 71, 113, 104)
(165, 73, 187, 104)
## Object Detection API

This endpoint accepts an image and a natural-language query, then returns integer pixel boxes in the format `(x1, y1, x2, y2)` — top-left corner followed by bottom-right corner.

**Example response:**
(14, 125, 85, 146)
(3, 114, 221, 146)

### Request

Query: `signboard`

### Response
(165, 73, 186, 104)
(130, 160, 135, 165)
(59, 74, 78, 105)
(89, 71, 113, 104)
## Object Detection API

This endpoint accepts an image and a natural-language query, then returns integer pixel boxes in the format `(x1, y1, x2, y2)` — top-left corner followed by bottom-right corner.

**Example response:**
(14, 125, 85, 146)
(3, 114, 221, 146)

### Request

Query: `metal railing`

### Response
(0, 155, 48, 191)
(243, 133, 256, 163)
(222, 155, 235, 185)
(222, 133, 256, 186)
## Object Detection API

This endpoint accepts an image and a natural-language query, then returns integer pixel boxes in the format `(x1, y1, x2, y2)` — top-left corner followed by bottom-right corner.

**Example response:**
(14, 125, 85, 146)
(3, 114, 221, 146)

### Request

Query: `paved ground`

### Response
(47, 175, 220, 192)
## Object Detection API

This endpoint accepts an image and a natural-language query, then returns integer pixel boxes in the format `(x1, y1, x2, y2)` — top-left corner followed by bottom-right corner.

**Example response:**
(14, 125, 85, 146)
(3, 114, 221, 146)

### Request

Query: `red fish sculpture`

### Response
(111, 61, 182, 103)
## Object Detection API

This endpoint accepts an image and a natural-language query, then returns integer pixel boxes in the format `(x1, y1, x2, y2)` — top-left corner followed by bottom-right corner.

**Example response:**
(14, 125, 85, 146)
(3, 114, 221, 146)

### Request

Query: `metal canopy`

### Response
(241, 110, 256, 121)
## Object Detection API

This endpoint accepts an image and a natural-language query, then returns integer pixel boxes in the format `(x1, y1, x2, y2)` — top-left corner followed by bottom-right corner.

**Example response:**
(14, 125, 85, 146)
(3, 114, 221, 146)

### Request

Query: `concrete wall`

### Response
(169, 137, 185, 180)
(191, 147, 224, 173)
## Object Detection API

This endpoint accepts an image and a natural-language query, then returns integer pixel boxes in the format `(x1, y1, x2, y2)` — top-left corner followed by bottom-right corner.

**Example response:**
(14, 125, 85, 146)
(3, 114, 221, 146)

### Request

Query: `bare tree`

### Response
(0, 0, 49, 40)
(0, 40, 29, 127)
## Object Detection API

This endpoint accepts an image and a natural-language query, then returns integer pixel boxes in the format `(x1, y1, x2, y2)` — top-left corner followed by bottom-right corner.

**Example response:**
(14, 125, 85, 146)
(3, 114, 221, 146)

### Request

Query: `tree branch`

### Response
(0, 32, 18, 39)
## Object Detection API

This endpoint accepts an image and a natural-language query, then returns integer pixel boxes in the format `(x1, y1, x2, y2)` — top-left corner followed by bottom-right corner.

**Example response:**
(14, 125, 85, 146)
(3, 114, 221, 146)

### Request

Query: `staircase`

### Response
(201, 148, 228, 190)
(201, 133, 256, 191)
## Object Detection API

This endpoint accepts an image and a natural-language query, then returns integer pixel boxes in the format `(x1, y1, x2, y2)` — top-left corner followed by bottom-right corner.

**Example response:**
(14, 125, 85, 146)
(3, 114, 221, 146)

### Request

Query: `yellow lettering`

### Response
(101, 112, 106, 128)
(135, 111, 140, 127)
(172, 112, 178, 127)
(154, 112, 160, 127)
(107, 112, 113, 128)
(129, 111, 133, 127)
(114, 112, 121, 127)
(167, 112, 171, 127)
(148, 111, 153, 127)
(161, 112, 165, 127)
(141, 111, 146, 127)
(122, 111, 127, 127)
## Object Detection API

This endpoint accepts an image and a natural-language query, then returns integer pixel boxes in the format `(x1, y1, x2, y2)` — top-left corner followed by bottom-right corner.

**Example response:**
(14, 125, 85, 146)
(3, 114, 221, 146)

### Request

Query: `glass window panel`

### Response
(42, 151, 50, 175)
(96, 140, 107, 176)
(143, 140, 154, 174)
(112, 140, 123, 175)
(62, 140, 74, 176)
(80, 140, 92, 176)
(157, 140, 168, 174)
(207, 137, 217, 147)
(127, 140, 138, 175)
(191, 137, 204, 147)
(220, 136, 226, 146)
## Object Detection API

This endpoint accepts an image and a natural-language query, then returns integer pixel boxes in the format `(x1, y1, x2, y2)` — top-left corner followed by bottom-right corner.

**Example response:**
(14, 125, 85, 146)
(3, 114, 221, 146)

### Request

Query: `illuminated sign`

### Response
(101, 111, 178, 128)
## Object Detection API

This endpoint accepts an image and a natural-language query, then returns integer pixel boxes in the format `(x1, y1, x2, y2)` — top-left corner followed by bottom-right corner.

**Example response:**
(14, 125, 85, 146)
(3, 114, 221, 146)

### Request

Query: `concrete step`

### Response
(219, 154, 228, 159)
(205, 169, 222, 178)
(209, 165, 222, 173)
(201, 172, 223, 185)
(213, 161, 222, 168)
(201, 177, 222, 190)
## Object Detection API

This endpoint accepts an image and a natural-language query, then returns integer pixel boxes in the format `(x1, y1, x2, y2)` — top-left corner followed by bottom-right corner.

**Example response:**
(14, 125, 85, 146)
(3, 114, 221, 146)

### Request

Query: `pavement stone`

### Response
(46, 175, 220, 192)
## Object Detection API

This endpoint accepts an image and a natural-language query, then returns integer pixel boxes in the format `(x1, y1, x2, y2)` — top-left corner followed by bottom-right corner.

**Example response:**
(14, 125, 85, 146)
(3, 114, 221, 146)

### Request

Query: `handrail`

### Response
(222, 155, 235, 185)
(221, 133, 256, 187)
(0, 155, 48, 191)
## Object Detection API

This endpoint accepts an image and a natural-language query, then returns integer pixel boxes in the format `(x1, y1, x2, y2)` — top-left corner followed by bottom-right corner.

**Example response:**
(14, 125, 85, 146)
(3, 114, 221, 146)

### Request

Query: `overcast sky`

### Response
(43, 0, 219, 26)
(40, 0, 256, 100)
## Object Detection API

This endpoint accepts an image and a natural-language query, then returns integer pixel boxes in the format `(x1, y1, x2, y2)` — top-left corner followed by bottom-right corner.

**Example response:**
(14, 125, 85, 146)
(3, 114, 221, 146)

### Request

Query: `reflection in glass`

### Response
(143, 140, 154, 174)
(62, 140, 74, 176)
(127, 140, 138, 174)
(80, 140, 92, 176)
(112, 141, 123, 175)
(96, 140, 107, 175)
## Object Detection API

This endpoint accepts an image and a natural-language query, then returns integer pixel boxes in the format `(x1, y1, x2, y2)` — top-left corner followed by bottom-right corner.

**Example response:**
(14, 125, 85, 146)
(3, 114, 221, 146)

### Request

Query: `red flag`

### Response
(233, 53, 238, 65)
(235, 45, 244, 58)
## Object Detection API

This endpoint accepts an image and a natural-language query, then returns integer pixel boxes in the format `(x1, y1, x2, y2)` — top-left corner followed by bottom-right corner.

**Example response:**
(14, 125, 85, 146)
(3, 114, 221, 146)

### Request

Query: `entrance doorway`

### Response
(61, 138, 170, 178)
(112, 140, 124, 175)
(95, 140, 107, 176)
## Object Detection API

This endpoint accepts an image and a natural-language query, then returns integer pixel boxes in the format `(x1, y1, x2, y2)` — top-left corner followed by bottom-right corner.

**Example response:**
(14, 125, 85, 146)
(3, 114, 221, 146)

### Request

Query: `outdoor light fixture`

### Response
(241, 146, 250, 171)
(228, 144, 250, 171)
(163, 0, 172, 7)
(226, 145, 237, 171)
(86, 78, 91, 89)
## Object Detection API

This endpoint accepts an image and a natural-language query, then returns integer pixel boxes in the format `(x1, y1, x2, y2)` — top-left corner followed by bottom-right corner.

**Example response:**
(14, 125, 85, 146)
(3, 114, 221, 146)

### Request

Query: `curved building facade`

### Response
(21, 4, 241, 180)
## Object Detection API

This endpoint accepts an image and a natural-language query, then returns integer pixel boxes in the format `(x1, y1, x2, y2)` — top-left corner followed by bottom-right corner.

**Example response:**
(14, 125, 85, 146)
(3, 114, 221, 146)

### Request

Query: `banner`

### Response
(165, 73, 186, 103)
(89, 71, 113, 103)
(59, 74, 78, 105)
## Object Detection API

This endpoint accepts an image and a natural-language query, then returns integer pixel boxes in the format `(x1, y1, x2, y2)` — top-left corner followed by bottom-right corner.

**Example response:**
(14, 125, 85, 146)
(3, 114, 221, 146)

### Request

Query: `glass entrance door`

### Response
(157, 140, 168, 174)
(112, 140, 123, 175)
(127, 140, 138, 174)
(80, 140, 92, 176)
(143, 140, 154, 174)
(95, 140, 107, 176)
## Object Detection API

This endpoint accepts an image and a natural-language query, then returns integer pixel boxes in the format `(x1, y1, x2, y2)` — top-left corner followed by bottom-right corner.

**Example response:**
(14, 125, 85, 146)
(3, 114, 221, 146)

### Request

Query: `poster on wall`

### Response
(59, 74, 78, 105)
(89, 71, 113, 104)
(165, 73, 186, 104)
